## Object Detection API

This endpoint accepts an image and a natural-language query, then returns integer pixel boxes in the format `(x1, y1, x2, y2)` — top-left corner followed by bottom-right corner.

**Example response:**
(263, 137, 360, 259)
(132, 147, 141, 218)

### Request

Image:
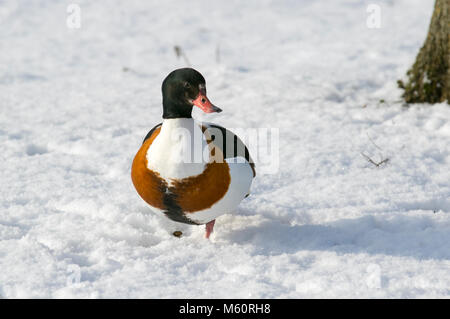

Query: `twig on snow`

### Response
(360, 152, 389, 167)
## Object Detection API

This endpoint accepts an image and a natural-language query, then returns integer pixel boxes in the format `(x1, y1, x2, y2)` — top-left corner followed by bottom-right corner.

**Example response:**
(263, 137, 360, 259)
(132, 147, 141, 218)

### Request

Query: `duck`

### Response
(131, 68, 255, 239)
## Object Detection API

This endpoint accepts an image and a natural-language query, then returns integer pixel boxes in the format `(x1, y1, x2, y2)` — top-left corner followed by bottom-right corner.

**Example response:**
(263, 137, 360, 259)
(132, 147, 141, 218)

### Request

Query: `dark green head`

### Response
(161, 68, 222, 119)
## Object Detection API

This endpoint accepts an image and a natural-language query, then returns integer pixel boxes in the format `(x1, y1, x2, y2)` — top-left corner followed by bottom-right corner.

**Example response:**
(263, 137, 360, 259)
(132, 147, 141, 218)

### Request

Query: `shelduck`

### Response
(131, 68, 255, 238)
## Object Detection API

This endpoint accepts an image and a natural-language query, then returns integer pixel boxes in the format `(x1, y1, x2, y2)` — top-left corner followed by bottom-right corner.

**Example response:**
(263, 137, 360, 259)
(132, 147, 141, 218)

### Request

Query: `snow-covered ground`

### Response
(1, 0, 449, 298)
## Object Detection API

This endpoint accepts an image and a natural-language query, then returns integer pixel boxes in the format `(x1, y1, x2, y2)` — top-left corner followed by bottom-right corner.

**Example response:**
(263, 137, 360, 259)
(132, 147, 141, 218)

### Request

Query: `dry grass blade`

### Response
(174, 45, 191, 66)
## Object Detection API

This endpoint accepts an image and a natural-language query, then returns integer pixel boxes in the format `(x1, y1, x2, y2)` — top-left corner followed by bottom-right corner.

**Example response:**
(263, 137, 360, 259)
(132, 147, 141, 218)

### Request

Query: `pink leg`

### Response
(205, 220, 216, 239)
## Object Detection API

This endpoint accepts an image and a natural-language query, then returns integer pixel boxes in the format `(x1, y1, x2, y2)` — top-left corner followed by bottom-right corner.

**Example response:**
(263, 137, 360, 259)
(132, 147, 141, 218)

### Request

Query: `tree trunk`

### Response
(398, 0, 449, 104)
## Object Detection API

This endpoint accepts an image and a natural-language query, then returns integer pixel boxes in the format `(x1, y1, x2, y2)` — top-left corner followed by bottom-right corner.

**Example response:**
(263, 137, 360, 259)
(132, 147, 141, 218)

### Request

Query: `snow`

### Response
(1, 0, 449, 298)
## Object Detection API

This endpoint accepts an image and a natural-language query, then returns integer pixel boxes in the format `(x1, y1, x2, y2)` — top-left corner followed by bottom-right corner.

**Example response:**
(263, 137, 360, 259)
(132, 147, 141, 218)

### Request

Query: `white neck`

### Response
(146, 118, 207, 182)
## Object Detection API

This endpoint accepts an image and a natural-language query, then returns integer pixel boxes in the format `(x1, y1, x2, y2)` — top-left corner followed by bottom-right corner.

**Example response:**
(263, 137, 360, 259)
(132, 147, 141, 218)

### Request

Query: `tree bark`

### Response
(398, 0, 449, 104)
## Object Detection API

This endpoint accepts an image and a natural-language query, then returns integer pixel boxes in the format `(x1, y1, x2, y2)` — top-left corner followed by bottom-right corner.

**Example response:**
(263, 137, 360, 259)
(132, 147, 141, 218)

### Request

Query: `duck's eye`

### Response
(183, 82, 191, 89)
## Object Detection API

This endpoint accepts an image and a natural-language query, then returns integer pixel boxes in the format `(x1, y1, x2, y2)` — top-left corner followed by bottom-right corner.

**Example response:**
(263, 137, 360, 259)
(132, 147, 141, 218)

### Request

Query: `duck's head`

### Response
(161, 68, 222, 119)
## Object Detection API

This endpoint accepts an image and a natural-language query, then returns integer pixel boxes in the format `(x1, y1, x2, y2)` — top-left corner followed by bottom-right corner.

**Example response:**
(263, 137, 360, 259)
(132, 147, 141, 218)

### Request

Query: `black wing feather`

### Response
(204, 123, 256, 177)
(142, 123, 162, 144)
